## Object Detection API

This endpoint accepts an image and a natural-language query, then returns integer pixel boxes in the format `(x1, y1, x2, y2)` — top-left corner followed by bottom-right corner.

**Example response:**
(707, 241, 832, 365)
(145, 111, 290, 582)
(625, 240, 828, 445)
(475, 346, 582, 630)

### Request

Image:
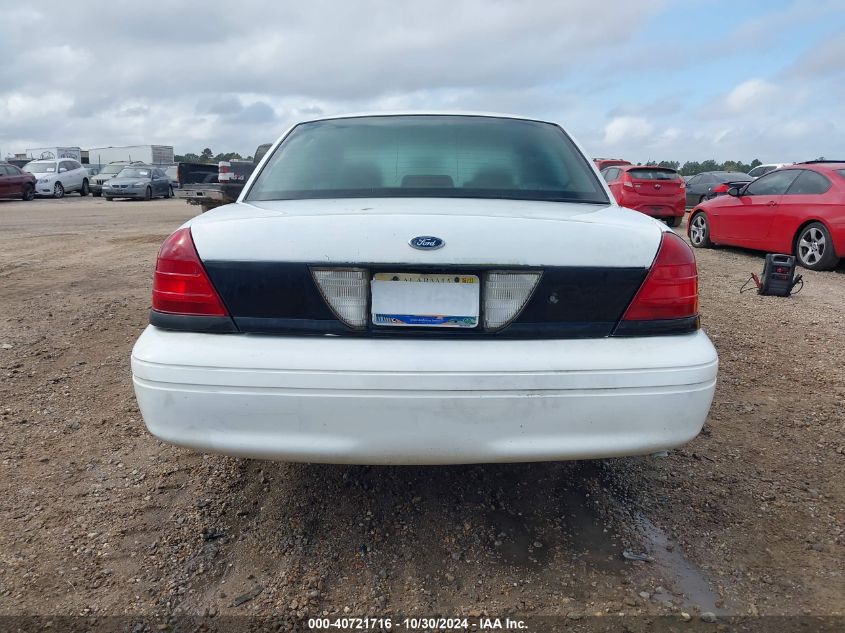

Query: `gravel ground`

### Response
(1, 197, 843, 628)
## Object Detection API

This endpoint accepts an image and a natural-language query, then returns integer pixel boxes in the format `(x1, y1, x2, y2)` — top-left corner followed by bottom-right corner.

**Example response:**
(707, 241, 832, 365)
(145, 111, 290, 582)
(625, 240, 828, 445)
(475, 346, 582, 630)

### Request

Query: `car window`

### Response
(748, 166, 770, 178)
(117, 168, 151, 178)
(601, 168, 618, 182)
(785, 170, 831, 195)
(68, 161, 82, 170)
(59, 161, 73, 172)
(687, 175, 700, 186)
(247, 115, 610, 204)
(744, 169, 800, 196)
(626, 168, 679, 180)
(0, 165, 11, 176)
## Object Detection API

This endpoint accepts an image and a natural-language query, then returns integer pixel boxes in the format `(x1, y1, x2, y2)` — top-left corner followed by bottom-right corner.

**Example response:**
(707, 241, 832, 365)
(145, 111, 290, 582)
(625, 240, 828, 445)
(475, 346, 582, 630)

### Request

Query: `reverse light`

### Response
(622, 232, 698, 321)
(152, 228, 228, 316)
(483, 271, 542, 330)
(312, 268, 368, 329)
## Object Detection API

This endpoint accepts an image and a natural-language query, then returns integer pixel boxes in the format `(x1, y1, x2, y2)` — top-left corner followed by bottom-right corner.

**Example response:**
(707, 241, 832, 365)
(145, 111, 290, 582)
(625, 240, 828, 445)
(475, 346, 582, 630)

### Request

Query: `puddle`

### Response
(635, 513, 730, 614)
(485, 482, 624, 573)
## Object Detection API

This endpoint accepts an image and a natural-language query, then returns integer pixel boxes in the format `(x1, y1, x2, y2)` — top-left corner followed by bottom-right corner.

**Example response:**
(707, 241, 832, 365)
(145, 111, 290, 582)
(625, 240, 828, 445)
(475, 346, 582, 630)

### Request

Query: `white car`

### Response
(22, 159, 90, 198)
(747, 163, 789, 179)
(131, 113, 718, 465)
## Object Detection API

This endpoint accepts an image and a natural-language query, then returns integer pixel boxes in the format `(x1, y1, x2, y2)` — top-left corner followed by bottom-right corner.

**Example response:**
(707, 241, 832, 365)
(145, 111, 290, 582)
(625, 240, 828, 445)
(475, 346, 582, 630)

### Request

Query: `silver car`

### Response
(103, 166, 173, 201)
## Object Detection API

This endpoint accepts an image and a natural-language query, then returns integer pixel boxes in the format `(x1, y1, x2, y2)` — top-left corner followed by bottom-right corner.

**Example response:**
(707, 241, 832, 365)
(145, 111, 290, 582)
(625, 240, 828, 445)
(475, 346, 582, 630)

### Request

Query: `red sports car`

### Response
(687, 161, 845, 270)
(601, 165, 686, 227)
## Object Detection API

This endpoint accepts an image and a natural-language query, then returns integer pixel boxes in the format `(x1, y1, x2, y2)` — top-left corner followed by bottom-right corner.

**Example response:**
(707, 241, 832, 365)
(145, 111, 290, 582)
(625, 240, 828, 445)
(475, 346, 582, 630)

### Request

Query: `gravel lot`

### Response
(1, 197, 843, 628)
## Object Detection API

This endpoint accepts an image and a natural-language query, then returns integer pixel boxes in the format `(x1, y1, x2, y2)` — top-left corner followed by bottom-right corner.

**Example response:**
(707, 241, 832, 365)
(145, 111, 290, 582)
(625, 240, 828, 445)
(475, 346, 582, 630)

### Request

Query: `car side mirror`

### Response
(727, 186, 742, 197)
(59, 168, 67, 173)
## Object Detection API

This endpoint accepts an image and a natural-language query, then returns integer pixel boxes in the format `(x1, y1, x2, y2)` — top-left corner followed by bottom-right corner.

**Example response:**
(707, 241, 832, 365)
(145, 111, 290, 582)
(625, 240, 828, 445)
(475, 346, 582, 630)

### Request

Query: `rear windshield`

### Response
(102, 164, 128, 175)
(117, 168, 151, 178)
(716, 172, 752, 181)
(247, 115, 609, 204)
(627, 168, 678, 181)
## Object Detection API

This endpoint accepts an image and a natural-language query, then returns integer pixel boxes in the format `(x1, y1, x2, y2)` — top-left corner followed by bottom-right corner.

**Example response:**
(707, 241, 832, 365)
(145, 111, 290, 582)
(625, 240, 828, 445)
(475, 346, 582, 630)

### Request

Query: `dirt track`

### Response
(1, 197, 843, 627)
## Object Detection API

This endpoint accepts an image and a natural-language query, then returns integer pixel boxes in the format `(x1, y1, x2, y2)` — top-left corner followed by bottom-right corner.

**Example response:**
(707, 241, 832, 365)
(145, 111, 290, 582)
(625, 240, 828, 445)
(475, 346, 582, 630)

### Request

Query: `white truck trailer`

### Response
(87, 145, 174, 167)
(24, 146, 82, 161)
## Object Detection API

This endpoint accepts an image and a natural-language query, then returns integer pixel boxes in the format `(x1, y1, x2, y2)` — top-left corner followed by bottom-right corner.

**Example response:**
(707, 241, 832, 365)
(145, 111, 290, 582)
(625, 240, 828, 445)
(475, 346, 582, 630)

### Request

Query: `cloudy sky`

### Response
(1, 0, 844, 163)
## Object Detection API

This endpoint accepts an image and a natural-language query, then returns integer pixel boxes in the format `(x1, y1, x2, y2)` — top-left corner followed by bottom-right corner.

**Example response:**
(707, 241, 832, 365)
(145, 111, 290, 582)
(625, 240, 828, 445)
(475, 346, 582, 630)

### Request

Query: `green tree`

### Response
(201, 148, 214, 161)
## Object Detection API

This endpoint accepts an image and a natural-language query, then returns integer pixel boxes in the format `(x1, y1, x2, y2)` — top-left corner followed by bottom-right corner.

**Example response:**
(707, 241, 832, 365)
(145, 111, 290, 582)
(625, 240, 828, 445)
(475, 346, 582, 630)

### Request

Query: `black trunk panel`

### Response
(201, 262, 648, 338)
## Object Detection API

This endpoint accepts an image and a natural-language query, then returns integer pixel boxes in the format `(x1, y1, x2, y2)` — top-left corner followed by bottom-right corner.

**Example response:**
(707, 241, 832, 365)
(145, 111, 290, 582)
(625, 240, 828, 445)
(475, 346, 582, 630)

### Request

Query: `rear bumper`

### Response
(630, 202, 685, 218)
(104, 188, 144, 198)
(131, 327, 718, 465)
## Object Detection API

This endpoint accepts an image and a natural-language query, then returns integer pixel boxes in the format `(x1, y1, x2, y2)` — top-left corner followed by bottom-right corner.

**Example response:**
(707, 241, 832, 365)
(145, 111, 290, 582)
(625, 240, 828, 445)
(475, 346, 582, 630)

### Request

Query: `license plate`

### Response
(371, 273, 479, 328)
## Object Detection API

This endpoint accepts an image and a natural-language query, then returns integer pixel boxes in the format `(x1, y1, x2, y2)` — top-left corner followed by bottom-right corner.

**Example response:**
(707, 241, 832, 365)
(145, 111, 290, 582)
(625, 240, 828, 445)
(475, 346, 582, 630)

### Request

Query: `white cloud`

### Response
(602, 117, 655, 146)
(722, 79, 779, 112)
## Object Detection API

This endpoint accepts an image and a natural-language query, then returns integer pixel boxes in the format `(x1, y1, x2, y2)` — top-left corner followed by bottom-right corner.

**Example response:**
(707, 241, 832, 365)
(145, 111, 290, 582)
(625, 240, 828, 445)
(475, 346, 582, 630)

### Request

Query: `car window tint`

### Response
(0, 165, 10, 175)
(744, 169, 800, 196)
(248, 115, 609, 204)
(687, 175, 700, 186)
(785, 170, 831, 195)
(626, 168, 678, 180)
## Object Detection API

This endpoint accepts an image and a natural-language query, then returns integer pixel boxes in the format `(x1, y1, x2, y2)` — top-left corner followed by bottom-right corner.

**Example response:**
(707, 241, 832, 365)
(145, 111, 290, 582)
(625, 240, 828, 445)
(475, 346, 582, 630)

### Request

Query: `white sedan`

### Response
(131, 113, 718, 465)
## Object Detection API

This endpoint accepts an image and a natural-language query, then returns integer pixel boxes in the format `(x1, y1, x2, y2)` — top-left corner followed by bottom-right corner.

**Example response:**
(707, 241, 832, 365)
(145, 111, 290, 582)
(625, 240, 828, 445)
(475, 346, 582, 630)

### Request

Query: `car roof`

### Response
(619, 164, 677, 171)
(796, 161, 845, 170)
(292, 111, 557, 125)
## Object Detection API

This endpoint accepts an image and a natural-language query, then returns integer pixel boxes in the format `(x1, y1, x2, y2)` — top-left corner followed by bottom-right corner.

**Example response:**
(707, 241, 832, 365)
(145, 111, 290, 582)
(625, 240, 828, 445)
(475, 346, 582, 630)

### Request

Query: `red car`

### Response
(601, 165, 686, 227)
(0, 162, 36, 201)
(594, 158, 631, 171)
(687, 161, 845, 270)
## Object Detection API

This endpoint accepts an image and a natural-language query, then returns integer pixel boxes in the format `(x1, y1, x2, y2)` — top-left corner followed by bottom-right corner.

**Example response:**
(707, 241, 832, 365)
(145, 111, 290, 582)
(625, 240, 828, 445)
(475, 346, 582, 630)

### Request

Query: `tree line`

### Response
(641, 159, 763, 175)
(173, 148, 253, 163)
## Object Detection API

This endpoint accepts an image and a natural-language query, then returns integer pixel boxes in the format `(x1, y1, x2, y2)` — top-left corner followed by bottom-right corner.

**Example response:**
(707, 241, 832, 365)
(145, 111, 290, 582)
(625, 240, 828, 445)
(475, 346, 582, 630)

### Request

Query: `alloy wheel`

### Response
(798, 227, 826, 266)
(689, 214, 707, 245)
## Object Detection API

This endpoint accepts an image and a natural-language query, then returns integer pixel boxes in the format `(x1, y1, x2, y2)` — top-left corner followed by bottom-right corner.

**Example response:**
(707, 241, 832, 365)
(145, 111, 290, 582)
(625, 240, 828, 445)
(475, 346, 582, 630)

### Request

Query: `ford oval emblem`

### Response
(409, 236, 445, 250)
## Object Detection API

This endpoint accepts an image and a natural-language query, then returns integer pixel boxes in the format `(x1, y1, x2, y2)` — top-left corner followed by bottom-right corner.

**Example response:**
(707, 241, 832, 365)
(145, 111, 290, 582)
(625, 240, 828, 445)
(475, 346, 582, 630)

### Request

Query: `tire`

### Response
(80, 179, 89, 196)
(166, 186, 173, 199)
(53, 182, 65, 199)
(667, 216, 684, 228)
(22, 184, 35, 201)
(105, 196, 114, 201)
(699, 195, 707, 204)
(795, 222, 838, 271)
(144, 186, 152, 201)
(688, 212, 712, 248)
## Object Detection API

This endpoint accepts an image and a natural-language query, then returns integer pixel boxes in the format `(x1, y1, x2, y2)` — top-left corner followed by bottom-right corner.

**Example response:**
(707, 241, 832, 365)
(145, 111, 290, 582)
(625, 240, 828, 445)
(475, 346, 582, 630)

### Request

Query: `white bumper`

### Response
(131, 327, 718, 465)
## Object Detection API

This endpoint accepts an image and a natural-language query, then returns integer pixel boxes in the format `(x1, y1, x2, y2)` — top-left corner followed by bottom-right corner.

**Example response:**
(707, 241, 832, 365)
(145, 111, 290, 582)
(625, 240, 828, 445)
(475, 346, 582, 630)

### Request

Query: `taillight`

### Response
(311, 268, 369, 329)
(152, 228, 229, 316)
(622, 173, 636, 190)
(622, 231, 698, 321)
(218, 161, 231, 182)
(678, 176, 686, 190)
(483, 271, 542, 330)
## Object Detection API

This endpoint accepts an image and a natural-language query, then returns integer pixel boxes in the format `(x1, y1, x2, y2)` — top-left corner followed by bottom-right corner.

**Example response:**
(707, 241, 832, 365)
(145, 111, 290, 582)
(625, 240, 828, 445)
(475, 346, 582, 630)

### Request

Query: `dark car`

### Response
(103, 165, 173, 201)
(685, 171, 752, 207)
(0, 162, 37, 201)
